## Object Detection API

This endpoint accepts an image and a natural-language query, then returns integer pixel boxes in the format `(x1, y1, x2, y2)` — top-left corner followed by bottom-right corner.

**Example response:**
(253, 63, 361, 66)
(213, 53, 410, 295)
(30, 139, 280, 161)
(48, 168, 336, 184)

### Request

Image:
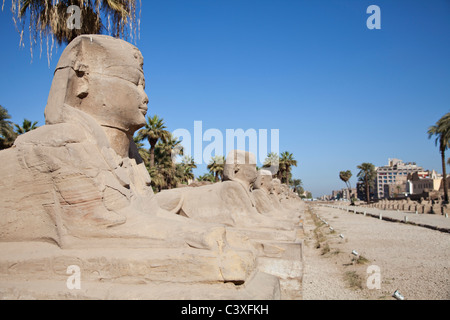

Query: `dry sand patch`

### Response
(302, 204, 450, 300)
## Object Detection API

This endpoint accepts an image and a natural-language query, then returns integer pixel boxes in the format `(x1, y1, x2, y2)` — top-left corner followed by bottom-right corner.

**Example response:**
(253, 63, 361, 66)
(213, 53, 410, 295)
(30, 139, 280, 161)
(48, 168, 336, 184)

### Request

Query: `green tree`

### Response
(154, 134, 183, 165)
(153, 134, 184, 190)
(279, 151, 297, 185)
(207, 155, 225, 182)
(339, 170, 354, 204)
(176, 164, 194, 184)
(14, 119, 39, 135)
(291, 178, 303, 193)
(357, 163, 376, 204)
(197, 173, 216, 183)
(428, 112, 450, 203)
(147, 166, 166, 192)
(176, 156, 196, 185)
(9, 0, 141, 49)
(137, 115, 171, 169)
(0, 106, 17, 150)
(262, 152, 279, 177)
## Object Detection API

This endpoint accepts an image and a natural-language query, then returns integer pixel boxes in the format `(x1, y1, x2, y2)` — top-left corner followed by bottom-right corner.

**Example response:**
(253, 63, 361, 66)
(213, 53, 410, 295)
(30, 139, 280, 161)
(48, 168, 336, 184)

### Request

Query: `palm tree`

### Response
(153, 134, 184, 189)
(339, 170, 354, 204)
(155, 134, 183, 164)
(176, 163, 194, 185)
(179, 155, 197, 184)
(14, 119, 39, 135)
(181, 155, 197, 172)
(0, 105, 17, 150)
(291, 178, 303, 193)
(207, 155, 225, 182)
(279, 151, 297, 186)
(198, 173, 216, 183)
(148, 165, 166, 192)
(357, 163, 376, 204)
(137, 115, 171, 168)
(428, 112, 450, 203)
(10, 0, 141, 47)
(263, 152, 279, 176)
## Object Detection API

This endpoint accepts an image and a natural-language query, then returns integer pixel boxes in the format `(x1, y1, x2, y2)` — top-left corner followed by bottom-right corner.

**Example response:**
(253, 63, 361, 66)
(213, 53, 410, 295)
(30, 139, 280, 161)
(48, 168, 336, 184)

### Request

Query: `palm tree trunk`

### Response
(149, 146, 155, 168)
(365, 176, 370, 204)
(347, 182, 354, 205)
(441, 148, 449, 203)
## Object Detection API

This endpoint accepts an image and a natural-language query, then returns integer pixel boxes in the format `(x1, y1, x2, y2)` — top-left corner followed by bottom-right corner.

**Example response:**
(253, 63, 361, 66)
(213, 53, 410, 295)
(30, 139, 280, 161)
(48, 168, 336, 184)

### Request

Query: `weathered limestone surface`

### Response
(0, 35, 304, 300)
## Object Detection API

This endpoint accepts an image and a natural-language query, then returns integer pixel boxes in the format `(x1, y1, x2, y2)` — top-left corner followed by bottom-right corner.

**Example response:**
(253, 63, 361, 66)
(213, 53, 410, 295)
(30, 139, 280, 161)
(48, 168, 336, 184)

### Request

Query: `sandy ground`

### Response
(301, 204, 450, 300)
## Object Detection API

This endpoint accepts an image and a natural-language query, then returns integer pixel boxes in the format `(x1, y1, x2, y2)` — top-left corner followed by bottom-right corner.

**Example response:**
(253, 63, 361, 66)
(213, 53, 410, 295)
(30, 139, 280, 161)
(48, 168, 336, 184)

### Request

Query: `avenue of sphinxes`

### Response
(0, 35, 304, 300)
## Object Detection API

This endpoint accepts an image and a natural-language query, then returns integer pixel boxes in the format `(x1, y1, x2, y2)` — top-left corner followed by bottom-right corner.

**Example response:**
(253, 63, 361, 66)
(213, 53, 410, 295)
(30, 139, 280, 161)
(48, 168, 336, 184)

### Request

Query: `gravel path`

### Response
(301, 204, 450, 300)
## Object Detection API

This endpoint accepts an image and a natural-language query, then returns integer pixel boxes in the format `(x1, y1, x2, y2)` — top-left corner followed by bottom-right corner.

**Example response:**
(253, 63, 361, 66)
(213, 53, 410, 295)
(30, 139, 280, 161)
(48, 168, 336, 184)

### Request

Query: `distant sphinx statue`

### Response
(269, 178, 284, 208)
(156, 150, 295, 233)
(252, 170, 302, 222)
(252, 169, 276, 215)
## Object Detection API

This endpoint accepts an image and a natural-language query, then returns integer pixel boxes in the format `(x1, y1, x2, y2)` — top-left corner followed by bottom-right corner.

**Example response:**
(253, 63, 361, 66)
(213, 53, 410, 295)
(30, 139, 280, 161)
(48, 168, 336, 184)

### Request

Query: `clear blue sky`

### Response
(1, 0, 449, 197)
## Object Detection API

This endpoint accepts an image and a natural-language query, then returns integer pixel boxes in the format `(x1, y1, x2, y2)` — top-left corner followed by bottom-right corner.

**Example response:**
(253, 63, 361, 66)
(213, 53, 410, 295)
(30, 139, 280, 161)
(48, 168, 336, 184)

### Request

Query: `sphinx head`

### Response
(271, 178, 282, 196)
(254, 169, 273, 193)
(45, 35, 149, 135)
(223, 150, 257, 189)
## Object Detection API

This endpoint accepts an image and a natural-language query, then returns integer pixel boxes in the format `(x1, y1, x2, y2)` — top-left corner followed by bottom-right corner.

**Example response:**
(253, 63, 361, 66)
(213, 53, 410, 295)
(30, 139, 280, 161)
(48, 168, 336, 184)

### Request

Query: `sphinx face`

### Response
(260, 174, 273, 193)
(224, 150, 258, 188)
(272, 179, 281, 195)
(241, 164, 258, 187)
(77, 60, 149, 133)
(254, 170, 273, 193)
(56, 36, 149, 135)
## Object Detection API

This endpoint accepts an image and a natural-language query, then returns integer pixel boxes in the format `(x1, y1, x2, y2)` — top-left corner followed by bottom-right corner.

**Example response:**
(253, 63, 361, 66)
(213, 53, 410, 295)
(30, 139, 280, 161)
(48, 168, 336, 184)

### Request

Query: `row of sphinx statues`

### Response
(0, 35, 304, 299)
(365, 198, 449, 215)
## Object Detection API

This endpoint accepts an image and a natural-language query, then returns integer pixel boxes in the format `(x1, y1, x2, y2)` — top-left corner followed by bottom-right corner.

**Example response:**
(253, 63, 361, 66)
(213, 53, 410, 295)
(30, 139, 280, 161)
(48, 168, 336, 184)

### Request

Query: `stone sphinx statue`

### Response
(156, 150, 295, 233)
(155, 151, 304, 299)
(252, 169, 276, 215)
(0, 35, 277, 299)
(1, 35, 220, 249)
(252, 169, 301, 221)
(269, 178, 285, 208)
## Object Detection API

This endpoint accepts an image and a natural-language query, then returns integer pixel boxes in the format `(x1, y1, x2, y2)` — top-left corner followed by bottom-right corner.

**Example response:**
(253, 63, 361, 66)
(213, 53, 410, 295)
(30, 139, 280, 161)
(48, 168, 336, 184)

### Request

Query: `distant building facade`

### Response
(330, 188, 356, 200)
(342, 188, 357, 200)
(408, 170, 442, 194)
(331, 189, 342, 199)
(376, 158, 423, 199)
